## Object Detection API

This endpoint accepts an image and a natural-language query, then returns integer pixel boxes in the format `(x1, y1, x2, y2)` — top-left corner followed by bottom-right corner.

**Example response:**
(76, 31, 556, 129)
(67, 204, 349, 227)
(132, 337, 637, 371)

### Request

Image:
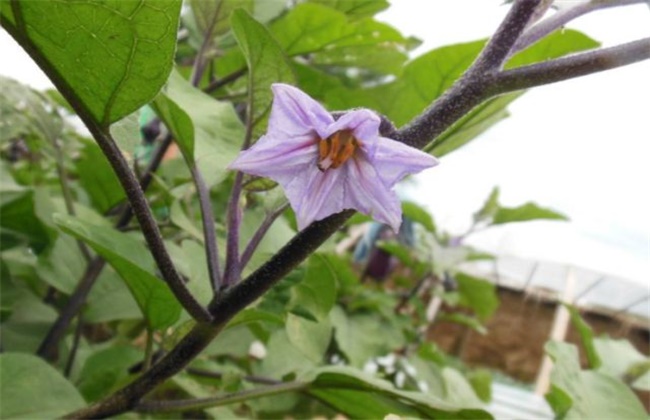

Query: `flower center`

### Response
(317, 130, 360, 172)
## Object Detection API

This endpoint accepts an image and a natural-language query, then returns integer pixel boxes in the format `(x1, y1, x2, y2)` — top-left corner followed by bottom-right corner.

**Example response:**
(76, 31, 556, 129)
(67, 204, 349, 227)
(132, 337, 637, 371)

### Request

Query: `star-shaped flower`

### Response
(229, 84, 438, 231)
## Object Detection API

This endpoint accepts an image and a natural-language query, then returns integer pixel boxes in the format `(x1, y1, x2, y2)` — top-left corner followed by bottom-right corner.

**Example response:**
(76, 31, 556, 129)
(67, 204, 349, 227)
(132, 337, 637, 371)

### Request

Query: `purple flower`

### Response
(229, 84, 438, 231)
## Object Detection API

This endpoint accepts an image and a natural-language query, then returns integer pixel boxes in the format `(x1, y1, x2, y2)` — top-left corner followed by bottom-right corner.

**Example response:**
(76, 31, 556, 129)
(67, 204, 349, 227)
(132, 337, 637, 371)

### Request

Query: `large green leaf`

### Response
(593, 337, 649, 389)
(1, 0, 182, 125)
(545, 341, 646, 419)
(286, 313, 332, 363)
(0, 353, 85, 418)
(304, 366, 490, 419)
(153, 69, 245, 187)
(54, 214, 181, 329)
(231, 9, 295, 139)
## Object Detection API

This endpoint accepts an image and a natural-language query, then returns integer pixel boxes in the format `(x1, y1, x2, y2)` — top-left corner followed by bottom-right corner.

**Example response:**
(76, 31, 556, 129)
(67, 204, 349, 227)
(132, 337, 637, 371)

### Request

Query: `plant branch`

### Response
(490, 37, 650, 94)
(223, 74, 256, 288)
(394, 0, 542, 148)
(189, 162, 222, 292)
(136, 381, 306, 413)
(511, 0, 646, 54)
(186, 367, 282, 385)
(204, 68, 247, 93)
(240, 202, 289, 270)
(64, 210, 353, 419)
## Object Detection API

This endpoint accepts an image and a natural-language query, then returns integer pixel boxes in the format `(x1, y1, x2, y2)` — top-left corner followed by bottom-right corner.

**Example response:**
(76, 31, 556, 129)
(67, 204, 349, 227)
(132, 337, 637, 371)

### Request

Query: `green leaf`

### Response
(304, 366, 490, 418)
(0, 353, 85, 418)
(308, 0, 390, 19)
(545, 341, 646, 419)
(2, 0, 182, 125)
(76, 141, 126, 213)
(493, 202, 568, 225)
(455, 272, 499, 321)
(0, 190, 52, 253)
(76, 346, 142, 402)
(109, 112, 140, 157)
(593, 337, 648, 381)
(54, 214, 181, 329)
(0, 289, 58, 353)
(231, 9, 295, 138)
(330, 306, 404, 367)
(289, 254, 338, 321)
(258, 329, 316, 378)
(153, 69, 245, 187)
(474, 187, 500, 222)
(566, 305, 601, 369)
(190, 0, 253, 39)
(85, 268, 142, 324)
(402, 201, 435, 233)
(286, 313, 332, 363)
(270, 3, 411, 74)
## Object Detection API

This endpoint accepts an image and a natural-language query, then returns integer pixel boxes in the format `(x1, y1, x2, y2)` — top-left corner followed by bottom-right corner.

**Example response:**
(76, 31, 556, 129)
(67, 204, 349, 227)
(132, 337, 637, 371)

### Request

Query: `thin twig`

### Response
(136, 381, 306, 413)
(63, 314, 84, 378)
(511, 0, 646, 54)
(204, 68, 247, 93)
(239, 202, 289, 270)
(223, 172, 244, 288)
(37, 258, 105, 360)
(189, 1, 222, 86)
(186, 367, 281, 385)
(189, 163, 222, 292)
(491, 37, 650, 94)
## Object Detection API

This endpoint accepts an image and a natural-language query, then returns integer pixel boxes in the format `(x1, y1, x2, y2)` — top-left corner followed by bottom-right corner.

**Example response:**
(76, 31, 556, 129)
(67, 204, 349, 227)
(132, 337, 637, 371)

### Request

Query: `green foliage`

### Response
(455, 272, 499, 321)
(231, 9, 295, 138)
(1, 0, 182, 125)
(0, 353, 85, 418)
(153, 69, 245, 187)
(545, 341, 646, 419)
(55, 215, 181, 330)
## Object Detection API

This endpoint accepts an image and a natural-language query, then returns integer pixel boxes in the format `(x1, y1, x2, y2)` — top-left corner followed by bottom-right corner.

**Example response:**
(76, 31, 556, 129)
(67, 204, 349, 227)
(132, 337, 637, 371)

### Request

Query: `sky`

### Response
(378, 1, 650, 288)
(0, 1, 648, 290)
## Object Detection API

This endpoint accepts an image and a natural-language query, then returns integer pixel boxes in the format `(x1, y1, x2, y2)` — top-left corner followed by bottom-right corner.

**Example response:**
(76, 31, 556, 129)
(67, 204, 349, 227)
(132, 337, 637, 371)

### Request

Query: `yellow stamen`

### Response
(317, 130, 360, 172)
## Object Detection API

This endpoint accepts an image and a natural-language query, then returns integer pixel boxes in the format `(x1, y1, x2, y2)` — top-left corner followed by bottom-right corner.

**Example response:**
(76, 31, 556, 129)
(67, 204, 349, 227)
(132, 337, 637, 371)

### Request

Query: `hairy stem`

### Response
(491, 37, 650, 94)
(189, 163, 222, 292)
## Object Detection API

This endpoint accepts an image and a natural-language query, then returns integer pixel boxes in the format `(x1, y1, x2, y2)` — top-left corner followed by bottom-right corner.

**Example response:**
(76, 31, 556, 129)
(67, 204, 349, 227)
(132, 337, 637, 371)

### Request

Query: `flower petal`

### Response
(371, 137, 439, 187)
(228, 133, 316, 185)
(268, 84, 334, 139)
(345, 155, 403, 232)
(290, 166, 348, 230)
